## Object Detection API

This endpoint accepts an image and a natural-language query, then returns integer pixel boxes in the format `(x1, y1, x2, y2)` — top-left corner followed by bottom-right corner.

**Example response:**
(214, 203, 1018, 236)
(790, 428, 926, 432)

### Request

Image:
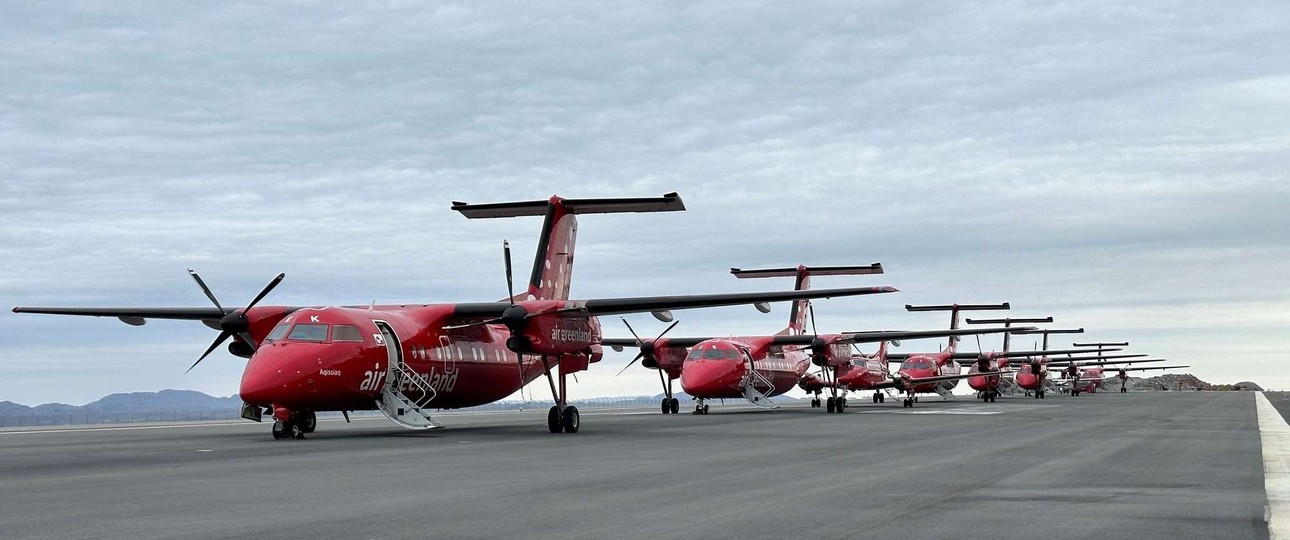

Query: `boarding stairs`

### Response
(741, 364, 780, 409)
(377, 363, 444, 430)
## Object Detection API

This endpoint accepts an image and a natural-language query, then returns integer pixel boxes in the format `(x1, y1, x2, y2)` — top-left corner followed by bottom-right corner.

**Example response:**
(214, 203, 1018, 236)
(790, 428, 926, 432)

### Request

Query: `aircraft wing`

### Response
(1048, 358, 1167, 369)
(452, 286, 897, 320)
(899, 370, 1010, 385)
(832, 326, 1037, 345)
(601, 337, 713, 349)
(11, 306, 240, 328)
(11, 307, 226, 321)
(994, 348, 1120, 358)
(1040, 354, 1148, 364)
(1116, 365, 1189, 372)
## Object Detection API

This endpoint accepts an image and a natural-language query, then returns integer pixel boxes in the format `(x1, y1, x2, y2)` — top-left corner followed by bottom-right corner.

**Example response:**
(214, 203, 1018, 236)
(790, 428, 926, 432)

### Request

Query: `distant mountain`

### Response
(83, 390, 242, 411)
(1, 390, 242, 415)
(1101, 373, 1219, 391)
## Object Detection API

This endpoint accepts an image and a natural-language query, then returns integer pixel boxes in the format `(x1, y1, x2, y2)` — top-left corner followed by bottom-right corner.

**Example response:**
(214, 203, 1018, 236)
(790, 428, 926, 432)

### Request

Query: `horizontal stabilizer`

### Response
(966, 317, 1053, 325)
(730, 264, 883, 278)
(452, 192, 684, 218)
(905, 303, 1010, 312)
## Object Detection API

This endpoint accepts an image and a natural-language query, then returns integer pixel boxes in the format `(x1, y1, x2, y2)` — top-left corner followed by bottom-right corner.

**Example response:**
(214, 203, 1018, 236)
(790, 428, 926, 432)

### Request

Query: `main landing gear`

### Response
(826, 396, 848, 413)
(538, 356, 580, 433)
(1033, 389, 1046, 399)
(980, 389, 999, 403)
(271, 409, 315, 440)
(810, 392, 822, 408)
(902, 394, 919, 408)
(871, 392, 885, 404)
(657, 370, 680, 414)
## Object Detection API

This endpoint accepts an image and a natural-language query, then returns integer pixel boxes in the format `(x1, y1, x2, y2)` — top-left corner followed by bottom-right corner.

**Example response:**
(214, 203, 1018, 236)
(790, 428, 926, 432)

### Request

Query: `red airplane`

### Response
(607, 263, 884, 414)
(882, 303, 1014, 407)
(1009, 327, 1088, 398)
(12, 193, 898, 438)
(960, 316, 1055, 400)
(798, 324, 1036, 408)
(1051, 361, 1189, 395)
(607, 265, 1023, 414)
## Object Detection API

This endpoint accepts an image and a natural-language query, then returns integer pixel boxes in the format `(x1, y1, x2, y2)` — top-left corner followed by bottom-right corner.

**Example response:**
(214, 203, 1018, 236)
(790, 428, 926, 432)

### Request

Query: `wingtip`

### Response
(10, 307, 19, 313)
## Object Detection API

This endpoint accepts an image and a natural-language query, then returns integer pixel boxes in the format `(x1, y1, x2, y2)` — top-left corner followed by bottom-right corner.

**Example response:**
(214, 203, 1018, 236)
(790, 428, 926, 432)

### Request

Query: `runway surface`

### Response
(0, 391, 1272, 539)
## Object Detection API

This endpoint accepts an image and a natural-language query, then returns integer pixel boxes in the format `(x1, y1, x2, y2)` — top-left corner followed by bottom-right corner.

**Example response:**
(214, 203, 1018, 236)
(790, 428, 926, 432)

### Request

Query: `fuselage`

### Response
(238, 304, 602, 412)
(895, 352, 961, 394)
(679, 338, 809, 399)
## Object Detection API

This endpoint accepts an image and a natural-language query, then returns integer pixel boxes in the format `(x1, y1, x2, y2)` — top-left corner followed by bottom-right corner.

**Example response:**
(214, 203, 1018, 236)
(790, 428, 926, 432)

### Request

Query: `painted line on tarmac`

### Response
(1258, 391, 1290, 538)
(0, 421, 253, 435)
(858, 409, 1005, 415)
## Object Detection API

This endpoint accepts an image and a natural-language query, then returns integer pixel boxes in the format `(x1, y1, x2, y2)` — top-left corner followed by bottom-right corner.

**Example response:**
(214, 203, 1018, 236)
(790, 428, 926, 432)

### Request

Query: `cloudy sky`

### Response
(1, 1, 1287, 406)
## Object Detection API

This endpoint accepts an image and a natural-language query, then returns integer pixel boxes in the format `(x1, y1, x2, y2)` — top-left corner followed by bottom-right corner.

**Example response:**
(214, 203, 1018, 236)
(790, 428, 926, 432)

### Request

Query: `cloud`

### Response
(1, 1, 1288, 404)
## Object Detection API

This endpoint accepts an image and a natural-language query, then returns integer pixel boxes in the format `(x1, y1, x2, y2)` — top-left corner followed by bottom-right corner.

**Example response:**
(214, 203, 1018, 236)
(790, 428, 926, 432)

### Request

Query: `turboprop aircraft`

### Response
(12, 193, 898, 438)
(1052, 362, 1189, 395)
(606, 263, 884, 414)
(606, 265, 1024, 414)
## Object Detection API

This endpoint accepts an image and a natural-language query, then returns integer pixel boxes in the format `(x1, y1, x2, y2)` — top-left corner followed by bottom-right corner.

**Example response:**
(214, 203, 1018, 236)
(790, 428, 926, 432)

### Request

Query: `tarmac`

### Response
(0, 391, 1276, 539)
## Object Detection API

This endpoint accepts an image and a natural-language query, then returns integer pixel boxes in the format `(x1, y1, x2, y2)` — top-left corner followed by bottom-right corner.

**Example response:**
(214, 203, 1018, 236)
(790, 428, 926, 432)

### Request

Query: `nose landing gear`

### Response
(270, 409, 315, 440)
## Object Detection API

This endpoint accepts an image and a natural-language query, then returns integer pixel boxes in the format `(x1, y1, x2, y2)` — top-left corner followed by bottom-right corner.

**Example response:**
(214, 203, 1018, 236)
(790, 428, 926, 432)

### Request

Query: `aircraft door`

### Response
(439, 335, 455, 372)
(374, 320, 404, 385)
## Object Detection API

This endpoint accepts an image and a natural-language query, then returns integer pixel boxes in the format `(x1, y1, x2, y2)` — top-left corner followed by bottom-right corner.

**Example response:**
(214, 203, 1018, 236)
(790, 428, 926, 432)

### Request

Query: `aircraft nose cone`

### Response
(681, 360, 744, 397)
(238, 345, 310, 406)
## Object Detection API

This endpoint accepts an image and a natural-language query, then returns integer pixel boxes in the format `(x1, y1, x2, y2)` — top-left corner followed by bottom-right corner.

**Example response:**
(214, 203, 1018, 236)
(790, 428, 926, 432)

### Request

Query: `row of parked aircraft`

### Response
(12, 193, 1186, 439)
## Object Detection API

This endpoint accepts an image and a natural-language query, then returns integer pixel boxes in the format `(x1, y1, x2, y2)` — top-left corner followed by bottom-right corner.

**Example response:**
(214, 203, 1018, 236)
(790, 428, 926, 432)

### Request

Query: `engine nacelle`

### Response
(228, 340, 255, 358)
(516, 314, 600, 356)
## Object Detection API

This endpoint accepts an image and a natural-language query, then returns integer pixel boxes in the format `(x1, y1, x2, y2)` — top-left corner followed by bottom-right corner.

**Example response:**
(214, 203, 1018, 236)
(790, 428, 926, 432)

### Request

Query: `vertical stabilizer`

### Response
(453, 193, 685, 301)
(731, 263, 883, 336)
(905, 303, 1010, 354)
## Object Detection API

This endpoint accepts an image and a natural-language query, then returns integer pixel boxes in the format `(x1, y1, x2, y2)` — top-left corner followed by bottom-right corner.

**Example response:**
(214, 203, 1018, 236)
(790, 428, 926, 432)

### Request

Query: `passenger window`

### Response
(331, 325, 363, 342)
(287, 324, 328, 342)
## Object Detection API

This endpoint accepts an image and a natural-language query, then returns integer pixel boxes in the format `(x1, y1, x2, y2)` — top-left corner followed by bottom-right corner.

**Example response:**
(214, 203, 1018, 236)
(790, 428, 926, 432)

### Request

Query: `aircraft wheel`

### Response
(561, 406, 580, 434)
(299, 411, 317, 433)
(872, 394, 879, 404)
(670, 398, 680, 414)
(661, 399, 670, 414)
(703, 404, 710, 415)
(547, 406, 563, 433)
(879, 394, 885, 403)
(826, 397, 836, 413)
(914, 396, 919, 403)
(289, 422, 305, 439)
(271, 420, 287, 440)
(837, 400, 846, 413)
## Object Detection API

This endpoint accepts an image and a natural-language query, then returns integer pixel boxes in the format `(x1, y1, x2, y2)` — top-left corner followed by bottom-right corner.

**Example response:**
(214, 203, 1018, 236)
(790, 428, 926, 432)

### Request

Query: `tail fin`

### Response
(965, 316, 1051, 353)
(905, 303, 1010, 353)
(454, 193, 685, 301)
(732, 263, 882, 336)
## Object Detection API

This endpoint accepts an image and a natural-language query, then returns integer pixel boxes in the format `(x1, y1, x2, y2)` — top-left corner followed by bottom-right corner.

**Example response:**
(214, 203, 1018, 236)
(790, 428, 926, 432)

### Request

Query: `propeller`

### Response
(186, 269, 285, 372)
(615, 318, 680, 376)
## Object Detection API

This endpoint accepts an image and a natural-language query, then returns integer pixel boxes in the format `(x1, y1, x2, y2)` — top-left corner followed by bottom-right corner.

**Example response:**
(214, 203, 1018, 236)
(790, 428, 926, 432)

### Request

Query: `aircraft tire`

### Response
(661, 399, 670, 414)
(289, 422, 304, 440)
(300, 411, 317, 433)
(879, 394, 885, 403)
(561, 406, 580, 434)
(669, 398, 680, 414)
(271, 420, 287, 440)
(547, 406, 563, 433)
(702, 404, 710, 415)
(826, 397, 836, 413)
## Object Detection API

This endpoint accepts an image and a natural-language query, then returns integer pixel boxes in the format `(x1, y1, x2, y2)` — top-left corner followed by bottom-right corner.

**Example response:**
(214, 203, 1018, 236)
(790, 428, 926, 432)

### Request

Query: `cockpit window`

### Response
(265, 321, 291, 342)
(331, 324, 363, 342)
(703, 349, 726, 359)
(287, 324, 328, 342)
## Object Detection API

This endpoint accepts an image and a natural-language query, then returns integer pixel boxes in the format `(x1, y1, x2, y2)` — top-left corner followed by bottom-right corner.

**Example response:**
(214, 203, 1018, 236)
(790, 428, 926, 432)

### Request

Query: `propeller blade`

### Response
(808, 304, 818, 335)
(616, 352, 645, 377)
(187, 269, 227, 314)
(504, 240, 515, 305)
(243, 273, 286, 312)
(189, 331, 232, 373)
(238, 332, 258, 353)
(654, 320, 680, 341)
(621, 317, 645, 346)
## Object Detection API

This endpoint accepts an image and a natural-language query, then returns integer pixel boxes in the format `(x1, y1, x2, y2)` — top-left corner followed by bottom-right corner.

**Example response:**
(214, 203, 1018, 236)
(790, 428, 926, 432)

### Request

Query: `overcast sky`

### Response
(2, 1, 1287, 406)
